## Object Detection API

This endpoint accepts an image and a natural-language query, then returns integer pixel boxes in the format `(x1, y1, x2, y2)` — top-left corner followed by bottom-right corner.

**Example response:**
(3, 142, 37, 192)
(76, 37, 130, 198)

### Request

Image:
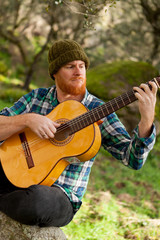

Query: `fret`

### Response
(88, 112, 93, 123)
(126, 92, 132, 103)
(115, 97, 120, 108)
(120, 94, 125, 106)
(92, 109, 100, 120)
(84, 115, 90, 126)
(105, 101, 114, 113)
(97, 105, 107, 119)
(69, 121, 77, 134)
(102, 104, 109, 115)
(100, 106, 106, 117)
(95, 108, 102, 119)
(130, 89, 137, 102)
(91, 110, 98, 122)
(110, 101, 115, 112)
(78, 118, 83, 129)
(111, 98, 119, 111)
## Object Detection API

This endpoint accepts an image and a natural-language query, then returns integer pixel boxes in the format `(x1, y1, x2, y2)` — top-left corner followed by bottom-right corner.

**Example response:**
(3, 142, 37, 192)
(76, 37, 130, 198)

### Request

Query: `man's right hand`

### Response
(25, 113, 60, 139)
(0, 113, 60, 141)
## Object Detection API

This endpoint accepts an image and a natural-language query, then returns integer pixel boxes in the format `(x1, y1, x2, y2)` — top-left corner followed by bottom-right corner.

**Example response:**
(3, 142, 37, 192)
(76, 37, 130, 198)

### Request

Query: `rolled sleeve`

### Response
(101, 112, 156, 170)
(133, 124, 156, 150)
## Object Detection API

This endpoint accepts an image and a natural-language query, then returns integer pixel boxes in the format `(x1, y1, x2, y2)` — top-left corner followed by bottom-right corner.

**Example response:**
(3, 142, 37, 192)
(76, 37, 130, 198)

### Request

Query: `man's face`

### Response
(54, 60, 86, 96)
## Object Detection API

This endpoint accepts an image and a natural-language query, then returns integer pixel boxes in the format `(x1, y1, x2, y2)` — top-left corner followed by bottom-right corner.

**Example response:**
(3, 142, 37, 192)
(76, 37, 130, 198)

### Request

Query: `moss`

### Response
(0, 88, 27, 103)
(0, 61, 8, 76)
(86, 61, 159, 101)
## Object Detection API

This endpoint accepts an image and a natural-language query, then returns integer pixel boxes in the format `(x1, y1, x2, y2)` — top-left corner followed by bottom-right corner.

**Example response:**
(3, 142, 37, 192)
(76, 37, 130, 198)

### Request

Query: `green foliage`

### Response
(0, 75, 31, 104)
(0, 38, 12, 70)
(87, 61, 159, 101)
(0, 88, 27, 104)
(0, 61, 8, 75)
(0, 99, 12, 110)
(10, 64, 25, 79)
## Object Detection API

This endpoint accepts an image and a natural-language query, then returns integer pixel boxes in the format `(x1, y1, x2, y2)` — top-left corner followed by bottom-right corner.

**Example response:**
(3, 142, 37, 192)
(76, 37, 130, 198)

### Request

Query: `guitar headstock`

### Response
(153, 76, 160, 88)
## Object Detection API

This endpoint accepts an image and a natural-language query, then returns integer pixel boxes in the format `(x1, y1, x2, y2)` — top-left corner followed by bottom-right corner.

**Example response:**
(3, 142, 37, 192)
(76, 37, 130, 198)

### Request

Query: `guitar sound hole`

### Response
(54, 130, 70, 141)
(49, 118, 74, 146)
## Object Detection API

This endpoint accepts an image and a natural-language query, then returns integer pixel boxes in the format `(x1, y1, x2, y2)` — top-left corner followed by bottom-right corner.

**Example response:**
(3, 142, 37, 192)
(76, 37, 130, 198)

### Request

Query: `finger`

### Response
(43, 126, 57, 139)
(139, 83, 152, 95)
(133, 86, 146, 97)
(149, 81, 158, 94)
(40, 132, 50, 139)
(53, 121, 61, 128)
(139, 82, 157, 95)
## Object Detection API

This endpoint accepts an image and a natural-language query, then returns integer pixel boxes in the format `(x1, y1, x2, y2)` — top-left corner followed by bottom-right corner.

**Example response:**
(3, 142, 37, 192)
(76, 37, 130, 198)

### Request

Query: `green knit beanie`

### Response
(48, 39, 90, 80)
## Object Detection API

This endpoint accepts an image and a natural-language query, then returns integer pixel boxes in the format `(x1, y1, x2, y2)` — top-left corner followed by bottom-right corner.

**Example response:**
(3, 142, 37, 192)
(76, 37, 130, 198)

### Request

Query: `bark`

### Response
(139, 0, 160, 60)
(23, 25, 55, 90)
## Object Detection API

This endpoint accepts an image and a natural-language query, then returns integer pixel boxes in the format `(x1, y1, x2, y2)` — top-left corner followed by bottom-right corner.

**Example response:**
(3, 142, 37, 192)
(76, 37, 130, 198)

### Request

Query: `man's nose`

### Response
(74, 67, 81, 75)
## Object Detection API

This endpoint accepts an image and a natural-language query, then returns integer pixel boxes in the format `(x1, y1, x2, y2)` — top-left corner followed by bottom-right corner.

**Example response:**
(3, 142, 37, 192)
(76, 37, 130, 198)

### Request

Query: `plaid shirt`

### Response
(0, 86, 156, 213)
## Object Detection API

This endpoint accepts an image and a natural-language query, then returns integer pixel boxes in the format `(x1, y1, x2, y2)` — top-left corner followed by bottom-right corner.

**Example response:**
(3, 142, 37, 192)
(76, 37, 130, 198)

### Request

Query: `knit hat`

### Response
(48, 39, 90, 80)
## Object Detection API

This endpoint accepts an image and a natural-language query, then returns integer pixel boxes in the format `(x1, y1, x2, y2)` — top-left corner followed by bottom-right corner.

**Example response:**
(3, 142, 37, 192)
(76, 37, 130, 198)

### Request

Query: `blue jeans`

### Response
(0, 163, 74, 227)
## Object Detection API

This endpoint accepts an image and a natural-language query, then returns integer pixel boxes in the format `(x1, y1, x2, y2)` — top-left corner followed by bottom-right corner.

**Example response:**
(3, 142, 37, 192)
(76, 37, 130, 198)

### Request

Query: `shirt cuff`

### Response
(133, 123, 156, 149)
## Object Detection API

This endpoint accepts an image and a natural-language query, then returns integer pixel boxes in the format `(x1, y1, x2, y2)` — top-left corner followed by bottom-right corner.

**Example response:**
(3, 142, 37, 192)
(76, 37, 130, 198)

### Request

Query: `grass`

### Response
(62, 147, 160, 240)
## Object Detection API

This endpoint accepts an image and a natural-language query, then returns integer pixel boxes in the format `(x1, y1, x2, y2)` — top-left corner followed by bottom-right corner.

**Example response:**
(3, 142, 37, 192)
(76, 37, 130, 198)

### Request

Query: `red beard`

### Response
(57, 77, 86, 96)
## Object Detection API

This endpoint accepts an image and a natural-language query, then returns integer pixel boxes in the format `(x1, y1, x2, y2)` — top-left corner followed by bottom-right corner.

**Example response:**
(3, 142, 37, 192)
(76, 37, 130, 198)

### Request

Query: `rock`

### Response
(0, 211, 67, 240)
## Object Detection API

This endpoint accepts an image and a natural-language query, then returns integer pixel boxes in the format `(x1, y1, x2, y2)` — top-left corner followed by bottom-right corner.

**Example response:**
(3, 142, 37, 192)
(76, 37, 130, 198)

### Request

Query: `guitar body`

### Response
(0, 100, 101, 188)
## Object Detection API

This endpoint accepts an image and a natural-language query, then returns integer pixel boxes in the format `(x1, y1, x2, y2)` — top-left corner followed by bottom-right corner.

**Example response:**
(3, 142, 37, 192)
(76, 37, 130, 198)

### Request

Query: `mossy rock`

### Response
(86, 61, 159, 133)
(87, 61, 159, 101)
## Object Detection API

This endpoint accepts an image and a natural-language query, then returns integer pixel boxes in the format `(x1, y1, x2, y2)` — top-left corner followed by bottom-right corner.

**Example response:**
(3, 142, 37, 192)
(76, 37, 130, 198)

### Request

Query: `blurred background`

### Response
(0, 0, 160, 239)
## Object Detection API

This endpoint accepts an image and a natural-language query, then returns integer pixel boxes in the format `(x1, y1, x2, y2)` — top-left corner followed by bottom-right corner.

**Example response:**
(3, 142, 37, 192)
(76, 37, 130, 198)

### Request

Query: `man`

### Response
(0, 39, 157, 227)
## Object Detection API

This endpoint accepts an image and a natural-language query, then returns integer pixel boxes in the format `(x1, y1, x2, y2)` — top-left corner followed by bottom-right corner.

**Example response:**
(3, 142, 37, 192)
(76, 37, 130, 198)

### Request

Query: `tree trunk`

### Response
(140, 0, 160, 60)
(23, 26, 55, 90)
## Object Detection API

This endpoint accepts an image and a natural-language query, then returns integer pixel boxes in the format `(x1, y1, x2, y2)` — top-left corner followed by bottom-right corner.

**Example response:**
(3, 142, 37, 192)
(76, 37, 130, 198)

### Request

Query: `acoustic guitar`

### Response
(0, 77, 160, 188)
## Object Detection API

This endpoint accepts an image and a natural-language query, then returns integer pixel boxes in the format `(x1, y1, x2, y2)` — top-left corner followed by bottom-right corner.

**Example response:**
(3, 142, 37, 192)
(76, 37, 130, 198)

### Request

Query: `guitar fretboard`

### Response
(68, 89, 136, 134)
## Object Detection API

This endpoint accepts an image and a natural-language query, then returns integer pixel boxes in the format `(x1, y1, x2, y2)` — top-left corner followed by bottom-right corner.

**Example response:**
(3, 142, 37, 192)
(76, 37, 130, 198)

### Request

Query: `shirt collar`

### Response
(81, 89, 89, 104)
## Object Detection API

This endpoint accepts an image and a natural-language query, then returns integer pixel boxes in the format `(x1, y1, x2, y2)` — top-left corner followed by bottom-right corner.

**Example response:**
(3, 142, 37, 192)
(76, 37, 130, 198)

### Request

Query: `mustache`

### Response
(70, 77, 86, 81)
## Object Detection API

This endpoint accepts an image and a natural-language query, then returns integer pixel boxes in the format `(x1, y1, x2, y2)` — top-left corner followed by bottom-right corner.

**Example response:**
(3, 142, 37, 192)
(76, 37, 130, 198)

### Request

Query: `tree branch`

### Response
(0, 27, 27, 64)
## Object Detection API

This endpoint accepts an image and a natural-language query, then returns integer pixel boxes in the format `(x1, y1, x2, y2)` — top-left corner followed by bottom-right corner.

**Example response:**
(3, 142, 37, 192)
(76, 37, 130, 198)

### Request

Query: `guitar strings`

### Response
(16, 137, 43, 150)
(55, 89, 136, 133)
(57, 90, 135, 133)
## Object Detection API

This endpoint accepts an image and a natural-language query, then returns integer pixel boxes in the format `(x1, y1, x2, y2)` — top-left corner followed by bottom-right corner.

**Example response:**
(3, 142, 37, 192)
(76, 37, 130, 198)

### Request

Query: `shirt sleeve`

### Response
(100, 112, 156, 170)
(0, 91, 34, 145)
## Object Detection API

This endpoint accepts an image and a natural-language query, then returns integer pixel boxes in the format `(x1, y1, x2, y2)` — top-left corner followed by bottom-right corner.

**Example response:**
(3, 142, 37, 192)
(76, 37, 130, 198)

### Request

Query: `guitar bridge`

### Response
(19, 132, 35, 169)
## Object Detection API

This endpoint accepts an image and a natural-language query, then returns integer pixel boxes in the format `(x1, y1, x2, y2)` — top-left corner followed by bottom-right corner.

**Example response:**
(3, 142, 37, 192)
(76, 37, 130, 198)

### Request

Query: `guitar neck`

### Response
(57, 76, 160, 135)
(68, 89, 136, 134)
